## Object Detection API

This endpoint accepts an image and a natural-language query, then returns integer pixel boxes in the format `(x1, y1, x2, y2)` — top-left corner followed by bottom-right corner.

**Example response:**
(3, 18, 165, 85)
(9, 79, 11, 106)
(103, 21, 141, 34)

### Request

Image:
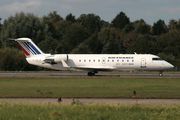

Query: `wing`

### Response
(73, 66, 116, 72)
(43, 57, 115, 72)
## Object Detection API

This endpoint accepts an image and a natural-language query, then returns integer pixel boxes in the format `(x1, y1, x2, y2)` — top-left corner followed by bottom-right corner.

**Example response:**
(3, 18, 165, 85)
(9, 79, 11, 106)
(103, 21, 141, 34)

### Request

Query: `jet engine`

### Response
(54, 54, 68, 63)
(44, 54, 68, 64)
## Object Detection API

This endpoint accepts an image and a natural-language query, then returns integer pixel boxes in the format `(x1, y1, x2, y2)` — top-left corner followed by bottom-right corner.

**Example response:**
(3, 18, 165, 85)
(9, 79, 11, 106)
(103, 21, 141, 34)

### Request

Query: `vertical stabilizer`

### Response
(15, 38, 44, 57)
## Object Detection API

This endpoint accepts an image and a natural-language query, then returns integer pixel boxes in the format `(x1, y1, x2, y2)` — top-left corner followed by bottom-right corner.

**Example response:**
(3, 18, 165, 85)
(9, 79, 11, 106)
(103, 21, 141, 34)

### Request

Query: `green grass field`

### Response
(1, 102, 180, 120)
(0, 77, 180, 98)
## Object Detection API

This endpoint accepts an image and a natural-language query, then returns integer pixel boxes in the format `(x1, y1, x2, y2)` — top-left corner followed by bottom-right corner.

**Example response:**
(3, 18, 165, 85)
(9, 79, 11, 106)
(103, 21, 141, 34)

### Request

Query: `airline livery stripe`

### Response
(21, 42, 34, 55)
(18, 41, 42, 56)
(18, 43, 30, 56)
(24, 42, 37, 55)
(27, 42, 41, 54)
(22, 42, 35, 55)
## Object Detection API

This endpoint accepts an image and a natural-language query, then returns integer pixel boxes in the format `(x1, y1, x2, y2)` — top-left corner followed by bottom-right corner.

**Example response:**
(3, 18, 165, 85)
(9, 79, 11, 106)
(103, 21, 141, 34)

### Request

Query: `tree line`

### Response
(0, 11, 179, 71)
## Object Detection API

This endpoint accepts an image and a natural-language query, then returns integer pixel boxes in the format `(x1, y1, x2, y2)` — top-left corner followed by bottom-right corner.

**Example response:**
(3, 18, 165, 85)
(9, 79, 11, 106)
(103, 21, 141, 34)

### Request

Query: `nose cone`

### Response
(167, 63, 174, 69)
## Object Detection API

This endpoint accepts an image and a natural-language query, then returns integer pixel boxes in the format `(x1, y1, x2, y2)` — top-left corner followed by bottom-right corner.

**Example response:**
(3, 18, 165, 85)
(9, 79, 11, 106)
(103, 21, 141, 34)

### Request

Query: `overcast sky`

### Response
(0, 0, 180, 25)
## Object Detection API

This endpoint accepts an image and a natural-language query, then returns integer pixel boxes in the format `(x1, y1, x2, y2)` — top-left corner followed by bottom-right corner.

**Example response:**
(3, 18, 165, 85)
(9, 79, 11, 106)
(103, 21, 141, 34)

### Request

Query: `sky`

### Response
(0, 0, 180, 25)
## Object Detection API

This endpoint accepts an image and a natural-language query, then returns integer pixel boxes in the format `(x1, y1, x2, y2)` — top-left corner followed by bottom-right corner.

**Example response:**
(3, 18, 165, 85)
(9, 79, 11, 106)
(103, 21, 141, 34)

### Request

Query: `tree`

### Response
(152, 19, 168, 35)
(43, 11, 63, 23)
(43, 11, 63, 39)
(126, 35, 153, 54)
(54, 20, 72, 42)
(155, 31, 180, 58)
(77, 14, 101, 36)
(2, 12, 46, 48)
(65, 13, 76, 23)
(38, 38, 59, 54)
(98, 27, 124, 54)
(123, 33, 137, 50)
(111, 12, 130, 29)
(122, 23, 134, 33)
(71, 33, 103, 54)
(168, 19, 180, 32)
(98, 27, 117, 44)
(0, 48, 37, 71)
(0, 41, 2, 48)
(62, 23, 89, 53)
(71, 43, 93, 54)
(100, 20, 110, 28)
(157, 53, 175, 63)
(102, 38, 121, 54)
(133, 19, 151, 34)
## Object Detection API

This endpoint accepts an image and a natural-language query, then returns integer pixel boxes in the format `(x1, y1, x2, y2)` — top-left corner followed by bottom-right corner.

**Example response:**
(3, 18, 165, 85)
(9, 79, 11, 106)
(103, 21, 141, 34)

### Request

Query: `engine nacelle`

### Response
(54, 54, 68, 63)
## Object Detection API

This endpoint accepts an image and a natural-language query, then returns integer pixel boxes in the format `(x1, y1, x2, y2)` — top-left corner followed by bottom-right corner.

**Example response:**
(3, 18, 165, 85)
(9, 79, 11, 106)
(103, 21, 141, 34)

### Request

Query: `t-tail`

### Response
(13, 38, 68, 69)
(14, 38, 44, 57)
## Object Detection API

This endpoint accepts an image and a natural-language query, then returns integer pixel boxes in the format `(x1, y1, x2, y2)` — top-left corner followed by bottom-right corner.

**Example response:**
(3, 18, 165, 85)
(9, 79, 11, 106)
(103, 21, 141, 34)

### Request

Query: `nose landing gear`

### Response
(159, 71, 163, 77)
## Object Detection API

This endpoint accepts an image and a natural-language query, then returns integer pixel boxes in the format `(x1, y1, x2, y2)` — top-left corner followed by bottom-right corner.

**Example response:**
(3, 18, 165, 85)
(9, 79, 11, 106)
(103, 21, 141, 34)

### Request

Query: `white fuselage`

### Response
(14, 38, 174, 75)
(26, 54, 174, 72)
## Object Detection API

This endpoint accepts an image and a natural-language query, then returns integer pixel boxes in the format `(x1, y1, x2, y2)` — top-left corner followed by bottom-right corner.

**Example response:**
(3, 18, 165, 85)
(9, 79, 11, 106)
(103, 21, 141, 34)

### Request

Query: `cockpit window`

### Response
(152, 58, 163, 60)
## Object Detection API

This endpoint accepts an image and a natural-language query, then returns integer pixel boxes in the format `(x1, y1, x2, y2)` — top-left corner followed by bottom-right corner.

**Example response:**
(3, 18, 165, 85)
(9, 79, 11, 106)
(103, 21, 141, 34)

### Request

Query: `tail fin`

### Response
(14, 38, 44, 57)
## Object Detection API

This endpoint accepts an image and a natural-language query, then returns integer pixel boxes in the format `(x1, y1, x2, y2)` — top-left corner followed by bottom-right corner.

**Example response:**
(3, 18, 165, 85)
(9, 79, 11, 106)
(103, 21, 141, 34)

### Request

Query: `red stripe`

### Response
(18, 43, 30, 56)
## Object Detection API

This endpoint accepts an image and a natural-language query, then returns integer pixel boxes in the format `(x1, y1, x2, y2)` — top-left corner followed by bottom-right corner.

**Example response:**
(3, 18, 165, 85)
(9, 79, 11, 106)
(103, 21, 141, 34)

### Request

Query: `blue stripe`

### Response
(24, 42, 37, 55)
(23, 42, 35, 55)
(27, 42, 41, 54)
(23, 42, 36, 55)
(22, 42, 34, 55)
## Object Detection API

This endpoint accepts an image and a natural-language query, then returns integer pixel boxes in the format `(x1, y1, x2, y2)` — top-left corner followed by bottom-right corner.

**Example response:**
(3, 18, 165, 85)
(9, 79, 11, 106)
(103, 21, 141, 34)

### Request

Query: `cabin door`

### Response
(102, 57, 106, 64)
(141, 58, 146, 68)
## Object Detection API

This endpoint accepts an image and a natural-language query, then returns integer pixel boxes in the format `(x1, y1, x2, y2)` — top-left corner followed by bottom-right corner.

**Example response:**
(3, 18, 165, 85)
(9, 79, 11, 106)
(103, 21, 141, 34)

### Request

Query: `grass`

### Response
(0, 101, 180, 120)
(0, 77, 180, 98)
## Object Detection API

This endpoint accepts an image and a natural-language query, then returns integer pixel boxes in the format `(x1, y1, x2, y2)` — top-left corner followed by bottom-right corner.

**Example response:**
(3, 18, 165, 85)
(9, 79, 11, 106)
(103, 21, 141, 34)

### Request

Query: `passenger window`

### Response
(108, 60, 109, 62)
(122, 60, 124, 62)
(79, 60, 81, 62)
(132, 60, 134, 62)
(112, 60, 114, 62)
(84, 60, 86, 62)
(117, 60, 119, 62)
(127, 60, 129, 62)
(93, 60, 95, 62)
(98, 60, 100, 62)
(89, 60, 91, 62)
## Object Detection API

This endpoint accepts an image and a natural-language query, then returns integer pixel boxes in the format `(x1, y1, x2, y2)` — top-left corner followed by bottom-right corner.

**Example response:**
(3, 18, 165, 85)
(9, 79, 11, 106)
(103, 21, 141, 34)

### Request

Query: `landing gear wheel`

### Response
(88, 72, 93, 76)
(87, 72, 95, 76)
(159, 71, 163, 77)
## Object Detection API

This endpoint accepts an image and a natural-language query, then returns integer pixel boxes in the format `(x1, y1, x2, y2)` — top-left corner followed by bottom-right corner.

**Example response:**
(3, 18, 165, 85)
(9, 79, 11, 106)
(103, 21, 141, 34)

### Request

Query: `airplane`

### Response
(12, 38, 174, 76)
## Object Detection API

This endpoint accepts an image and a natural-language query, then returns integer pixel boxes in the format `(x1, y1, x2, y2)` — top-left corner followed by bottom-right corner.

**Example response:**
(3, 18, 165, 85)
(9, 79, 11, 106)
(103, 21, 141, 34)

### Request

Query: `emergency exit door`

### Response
(141, 58, 146, 68)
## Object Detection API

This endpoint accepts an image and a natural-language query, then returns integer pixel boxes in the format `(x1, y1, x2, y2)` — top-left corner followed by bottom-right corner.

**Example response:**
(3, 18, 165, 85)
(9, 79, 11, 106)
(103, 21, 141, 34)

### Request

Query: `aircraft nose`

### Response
(167, 63, 174, 69)
(170, 64, 174, 68)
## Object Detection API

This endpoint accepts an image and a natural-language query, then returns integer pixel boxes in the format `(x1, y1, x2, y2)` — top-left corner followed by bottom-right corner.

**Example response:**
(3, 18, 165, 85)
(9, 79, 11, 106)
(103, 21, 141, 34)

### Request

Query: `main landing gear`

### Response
(159, 71, 163, 77)
(87, 71, 98, 76)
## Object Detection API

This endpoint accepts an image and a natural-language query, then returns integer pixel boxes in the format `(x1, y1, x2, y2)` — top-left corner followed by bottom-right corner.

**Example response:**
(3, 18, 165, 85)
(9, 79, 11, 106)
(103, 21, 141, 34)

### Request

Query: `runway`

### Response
(0, 98, 180, 104)
(0, 72, 179, 77)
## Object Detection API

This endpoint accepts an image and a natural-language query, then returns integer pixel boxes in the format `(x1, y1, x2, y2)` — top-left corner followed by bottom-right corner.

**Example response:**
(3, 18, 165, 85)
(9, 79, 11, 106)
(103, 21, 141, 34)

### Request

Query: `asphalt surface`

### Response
(0, 98, 180, 104)
(0, 72, 179, 77)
